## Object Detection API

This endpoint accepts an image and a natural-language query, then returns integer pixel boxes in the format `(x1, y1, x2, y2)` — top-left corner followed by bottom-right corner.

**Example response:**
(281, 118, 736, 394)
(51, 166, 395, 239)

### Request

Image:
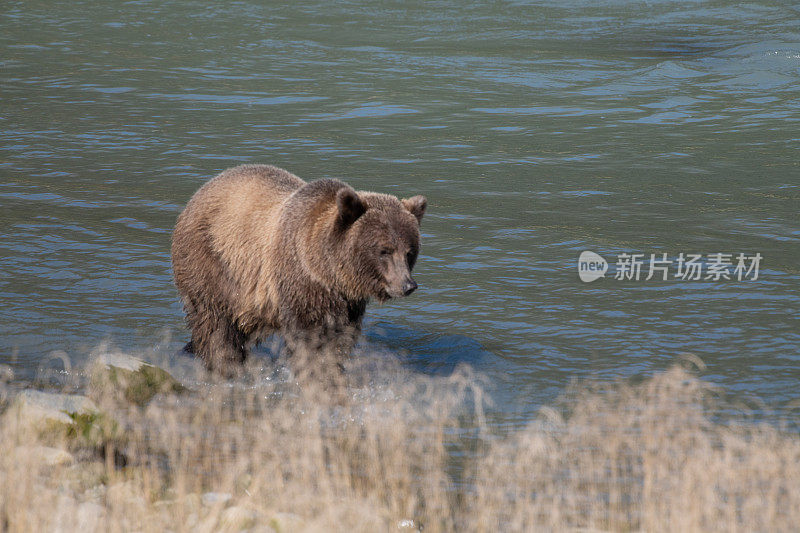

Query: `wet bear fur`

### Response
(171, 164, 426, 375)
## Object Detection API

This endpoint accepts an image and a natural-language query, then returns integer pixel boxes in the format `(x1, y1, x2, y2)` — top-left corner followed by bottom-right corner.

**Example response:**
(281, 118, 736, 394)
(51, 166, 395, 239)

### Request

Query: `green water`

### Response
(2, 1, 799, 424)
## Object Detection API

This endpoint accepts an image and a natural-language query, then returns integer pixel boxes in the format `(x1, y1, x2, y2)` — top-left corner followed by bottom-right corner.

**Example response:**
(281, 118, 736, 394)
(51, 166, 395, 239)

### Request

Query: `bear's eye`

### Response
(407, 251, 416, 265)
(380, 248, 393, 256)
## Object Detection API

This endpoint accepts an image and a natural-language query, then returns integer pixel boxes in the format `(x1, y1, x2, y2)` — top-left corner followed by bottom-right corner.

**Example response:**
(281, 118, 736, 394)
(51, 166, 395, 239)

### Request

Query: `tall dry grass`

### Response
(1, 350, 798, 532)
(471, 365, 800, 531)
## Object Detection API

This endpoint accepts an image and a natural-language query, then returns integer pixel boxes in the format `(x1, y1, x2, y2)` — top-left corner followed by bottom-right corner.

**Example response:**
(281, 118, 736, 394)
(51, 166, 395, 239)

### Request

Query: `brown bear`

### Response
(171, 164, 426, 375)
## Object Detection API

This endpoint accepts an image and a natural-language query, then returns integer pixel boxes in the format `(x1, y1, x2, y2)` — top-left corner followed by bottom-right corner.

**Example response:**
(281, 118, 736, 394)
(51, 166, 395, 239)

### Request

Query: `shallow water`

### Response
(2, 1, 799, 426)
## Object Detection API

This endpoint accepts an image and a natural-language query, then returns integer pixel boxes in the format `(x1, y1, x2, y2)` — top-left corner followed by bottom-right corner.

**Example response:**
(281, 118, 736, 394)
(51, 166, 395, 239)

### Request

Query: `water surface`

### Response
(2, 0, 799, 426)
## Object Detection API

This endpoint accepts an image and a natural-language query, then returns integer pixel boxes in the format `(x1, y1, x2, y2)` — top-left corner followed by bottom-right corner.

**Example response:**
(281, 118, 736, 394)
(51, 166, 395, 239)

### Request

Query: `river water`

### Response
(2, 1, 799, 426)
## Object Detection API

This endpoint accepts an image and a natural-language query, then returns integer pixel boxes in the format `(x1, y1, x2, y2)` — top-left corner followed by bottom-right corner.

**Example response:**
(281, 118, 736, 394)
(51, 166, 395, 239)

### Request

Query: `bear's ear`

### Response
(402, 195, 427, 224)
(336, 187, 367, 229)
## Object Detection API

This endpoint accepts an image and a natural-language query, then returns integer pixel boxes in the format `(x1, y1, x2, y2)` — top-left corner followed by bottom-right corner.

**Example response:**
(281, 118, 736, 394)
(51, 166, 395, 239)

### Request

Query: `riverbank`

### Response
(1, 350, 798, 532)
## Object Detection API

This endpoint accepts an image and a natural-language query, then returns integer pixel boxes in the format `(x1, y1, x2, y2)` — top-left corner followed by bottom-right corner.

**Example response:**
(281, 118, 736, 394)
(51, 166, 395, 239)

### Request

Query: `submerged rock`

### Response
(5, 388, 124, 455)
(91, 352, 186, 407)
(11, 389, 99, 427)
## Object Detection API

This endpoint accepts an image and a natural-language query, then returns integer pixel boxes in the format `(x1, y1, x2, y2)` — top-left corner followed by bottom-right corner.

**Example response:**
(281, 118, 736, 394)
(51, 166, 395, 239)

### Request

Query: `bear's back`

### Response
(209, 164, 305, 267)
(203, 164, 305, 209)
(173, 165, 306, 314)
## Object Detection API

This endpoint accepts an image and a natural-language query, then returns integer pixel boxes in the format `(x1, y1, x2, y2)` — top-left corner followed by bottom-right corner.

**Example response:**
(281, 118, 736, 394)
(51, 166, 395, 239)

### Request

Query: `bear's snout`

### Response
(402, 279, 418, 296)
(384, 274, 418, 299)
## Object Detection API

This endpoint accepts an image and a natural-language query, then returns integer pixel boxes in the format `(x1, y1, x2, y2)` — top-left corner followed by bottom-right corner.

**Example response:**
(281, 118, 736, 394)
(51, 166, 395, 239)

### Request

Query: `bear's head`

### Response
(333, 186, 426, 302)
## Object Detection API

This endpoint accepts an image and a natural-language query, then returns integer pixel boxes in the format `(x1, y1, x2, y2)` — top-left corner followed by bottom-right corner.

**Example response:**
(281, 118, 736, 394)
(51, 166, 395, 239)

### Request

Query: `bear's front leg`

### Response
(281, 324, 349, 363)
(280, 315, 362, 389)
(188, 307, 249, 377)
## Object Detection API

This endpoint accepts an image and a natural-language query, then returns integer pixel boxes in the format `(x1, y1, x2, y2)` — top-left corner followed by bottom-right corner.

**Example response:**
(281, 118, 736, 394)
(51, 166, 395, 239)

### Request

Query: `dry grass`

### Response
(1, 351, 799, 532)
(471, 366, 800, 532)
